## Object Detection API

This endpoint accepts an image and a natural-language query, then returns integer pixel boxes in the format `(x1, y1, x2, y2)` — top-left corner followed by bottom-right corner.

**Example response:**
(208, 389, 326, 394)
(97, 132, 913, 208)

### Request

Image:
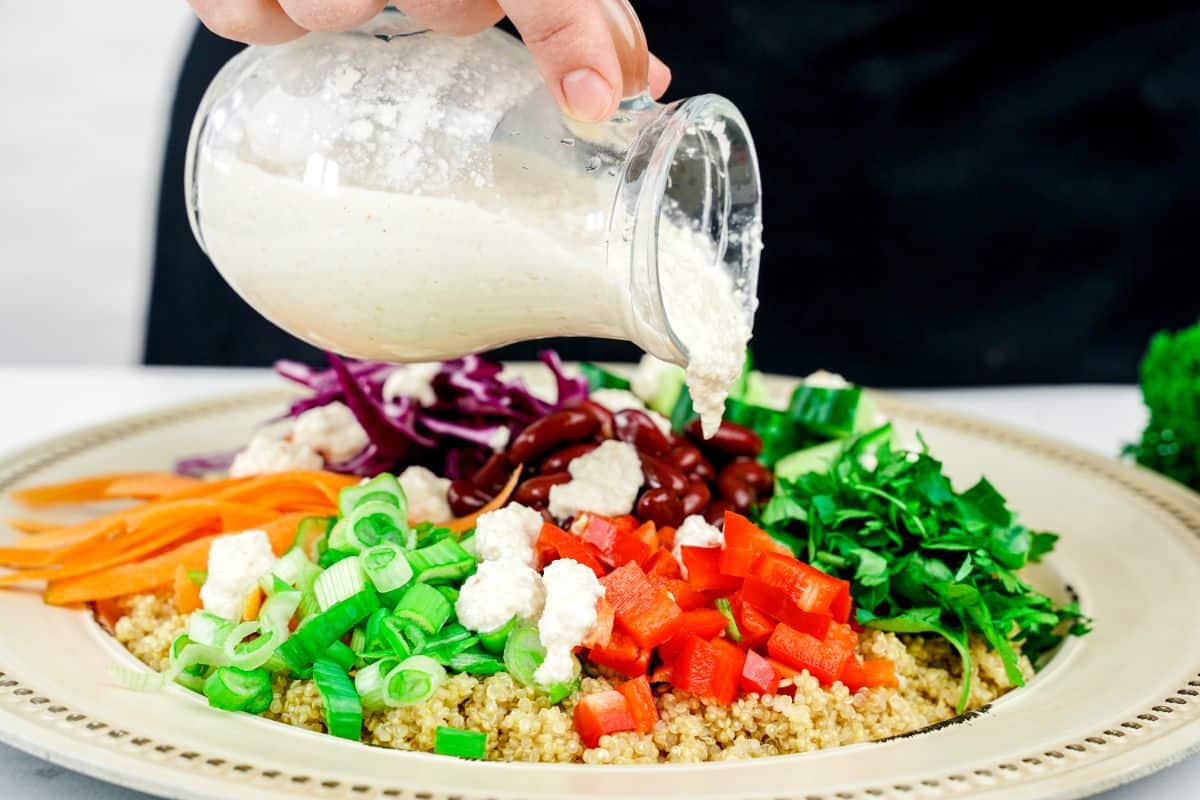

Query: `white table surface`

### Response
(0, 366, 1194, 799)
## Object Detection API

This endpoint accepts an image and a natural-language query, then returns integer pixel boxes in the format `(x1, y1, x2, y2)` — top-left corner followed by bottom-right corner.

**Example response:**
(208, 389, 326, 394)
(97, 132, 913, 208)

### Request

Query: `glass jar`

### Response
(185, 8, 762, 368)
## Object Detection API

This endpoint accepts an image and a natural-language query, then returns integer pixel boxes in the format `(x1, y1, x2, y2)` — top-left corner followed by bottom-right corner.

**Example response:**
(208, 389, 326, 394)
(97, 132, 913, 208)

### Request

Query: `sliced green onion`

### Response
(420, 624, 478, 663)
(361, 543, 414, 593)
(393, 583, 452, 634)
(274, 589, 380, 672)
(446, 649, 506, 675)
(331, 499, 409, 554)
(170, 635, 210, 691)
(188, 611, 234, 646)
(292, 515, 335, 553)
(315, 556, 368, 611)
(414, 522, 454, 548)
(378, 615, 415, 659)
(386, 655, 446, 706)
(477, 617, 515, 654)
(434, 585, 460, 606)
(338, 473, 407, 518)
(324, 640, 357, 672)
(354, 657, 402, 711)
(317, 544, 357, 569)
(202, 666, 273, 714)
(266, 547, 322, 592)
(349, 626, 367, 660)
(502, 622, 546, 689)
(543, 677, 579, 706)
(715, 597, 742, 643)
(186, 570, 207, 586)
(434, 726, 487, 760)
(405, 538, 475, 583)
(312, 657, 363, 741)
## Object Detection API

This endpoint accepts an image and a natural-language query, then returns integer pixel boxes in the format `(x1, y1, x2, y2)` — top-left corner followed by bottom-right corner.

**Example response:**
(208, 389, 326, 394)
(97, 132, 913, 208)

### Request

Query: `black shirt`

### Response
(145, 3, 1200, 385)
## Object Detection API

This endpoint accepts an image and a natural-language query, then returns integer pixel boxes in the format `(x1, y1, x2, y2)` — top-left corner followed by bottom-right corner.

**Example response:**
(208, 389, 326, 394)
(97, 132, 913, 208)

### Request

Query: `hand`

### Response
(188, 0, 672, 121)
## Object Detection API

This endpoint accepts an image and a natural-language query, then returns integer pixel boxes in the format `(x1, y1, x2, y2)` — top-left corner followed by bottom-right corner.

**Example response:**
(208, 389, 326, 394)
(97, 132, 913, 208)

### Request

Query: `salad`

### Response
(0, 351, 1086, 763)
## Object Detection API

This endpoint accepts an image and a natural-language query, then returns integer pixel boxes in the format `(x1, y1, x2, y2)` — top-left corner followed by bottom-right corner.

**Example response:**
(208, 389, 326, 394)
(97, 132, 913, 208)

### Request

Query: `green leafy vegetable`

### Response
(1125, 320, 1200, 492)
(757, 432, 1090, 712)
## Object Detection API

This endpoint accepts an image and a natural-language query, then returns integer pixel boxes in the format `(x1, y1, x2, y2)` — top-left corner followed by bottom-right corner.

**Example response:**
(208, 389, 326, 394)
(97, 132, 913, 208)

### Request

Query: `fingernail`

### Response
(561, 68, 615, 122)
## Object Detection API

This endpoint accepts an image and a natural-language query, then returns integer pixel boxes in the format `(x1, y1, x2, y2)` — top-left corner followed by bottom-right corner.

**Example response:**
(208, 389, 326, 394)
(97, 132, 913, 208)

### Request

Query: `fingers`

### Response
(275, 0, 387, 31)
(648, 52, 671, 99)
(500, 0, 650, 122)
(188, 0, 307, 45)
(392, 0, 504, 35)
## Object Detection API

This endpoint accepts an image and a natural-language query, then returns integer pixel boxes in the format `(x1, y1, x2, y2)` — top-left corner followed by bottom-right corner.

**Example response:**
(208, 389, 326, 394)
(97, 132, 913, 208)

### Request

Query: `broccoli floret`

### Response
(1125, 321, 1200, 491)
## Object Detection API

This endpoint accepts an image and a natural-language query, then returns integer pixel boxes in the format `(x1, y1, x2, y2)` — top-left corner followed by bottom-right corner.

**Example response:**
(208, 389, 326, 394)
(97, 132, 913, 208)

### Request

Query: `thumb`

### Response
(499, 0, 651, 122)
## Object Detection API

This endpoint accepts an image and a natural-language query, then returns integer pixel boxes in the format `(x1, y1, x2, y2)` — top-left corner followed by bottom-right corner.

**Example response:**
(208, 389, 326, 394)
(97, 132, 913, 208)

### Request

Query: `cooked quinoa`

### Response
(113, 593, 1031, 763)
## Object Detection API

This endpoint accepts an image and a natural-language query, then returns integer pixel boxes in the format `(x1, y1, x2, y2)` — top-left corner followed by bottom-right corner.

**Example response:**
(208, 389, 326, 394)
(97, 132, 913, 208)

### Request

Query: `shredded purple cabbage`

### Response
(178, 350, 586, 478)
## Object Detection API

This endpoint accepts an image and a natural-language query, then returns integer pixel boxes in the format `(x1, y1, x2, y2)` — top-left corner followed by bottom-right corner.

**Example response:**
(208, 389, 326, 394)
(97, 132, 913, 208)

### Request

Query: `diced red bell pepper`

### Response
(647, 574, 706, 611)
(729, 591, 776, 647)
(574, 690, 636, 747)
(644, 548, 682, 579)
(616, 675, 659, 733)
(679, 608, 729, 640)
(581, 597, 615, 649)
(723, 511, 791, 555)
(719, 546, 755, 577)
(657, 526, 677, 549)
(742, 576, 832, 639)
(573, 513, 654, 568)
(710, 639, 746, 705)
(765, 656, 799, 680)
(739, 649, 780, 696)
(767, 622, 857, 685)
(670, 634, 718, 697)
(751, 552, 845, 615)
(613, 515, 638, 535)
(588, 627, 650, 677)
(601, 562, 683, 649)
(864, 658, 898, 688)
(681, 546, 741, 593)
(537, 522, 606, 577)
(839, 656, 867, 692)
(838, 656, 897, 691)
(633, 520, 659, 550)
(829, 580, 852, 624)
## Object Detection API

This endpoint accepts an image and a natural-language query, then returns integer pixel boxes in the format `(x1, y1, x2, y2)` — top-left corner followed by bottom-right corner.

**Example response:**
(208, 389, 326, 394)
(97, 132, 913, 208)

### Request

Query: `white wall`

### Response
(0, 3, 195, 364)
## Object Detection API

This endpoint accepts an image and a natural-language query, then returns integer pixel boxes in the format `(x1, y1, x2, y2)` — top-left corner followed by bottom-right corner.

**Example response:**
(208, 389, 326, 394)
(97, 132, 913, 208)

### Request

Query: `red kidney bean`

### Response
(690, 455, 716, 482)
(471, 452, 511, 494)
(513, 472, 571, 506)
(636, 487, 685, 529)
(613, 409, 673, 458)
(680, 479, 712, 517)
(685, 418, 763, 458)
(716, 458, 773, 512)
(704, 499, 733, 527)
(508, 409, 600, 464)
(539, 441, 598, 474)
(639, 454, 689, 495)
(671, 443, 703, 473)
(447, 480, 491, 517)
(575, 400, 615, 439)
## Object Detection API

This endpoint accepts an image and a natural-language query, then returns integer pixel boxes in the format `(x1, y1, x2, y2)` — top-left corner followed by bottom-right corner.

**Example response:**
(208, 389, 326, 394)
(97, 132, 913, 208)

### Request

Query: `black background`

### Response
(146, 2, 1200, 385)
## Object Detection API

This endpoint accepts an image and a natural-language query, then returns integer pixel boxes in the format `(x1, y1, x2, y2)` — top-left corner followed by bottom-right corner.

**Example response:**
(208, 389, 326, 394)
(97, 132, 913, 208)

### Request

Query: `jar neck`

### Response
(613, 94, 763, 365)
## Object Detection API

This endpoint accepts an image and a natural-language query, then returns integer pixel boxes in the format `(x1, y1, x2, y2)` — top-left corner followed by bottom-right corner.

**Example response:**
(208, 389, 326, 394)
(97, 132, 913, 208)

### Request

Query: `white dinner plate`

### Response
(0, 366, 1198, 800)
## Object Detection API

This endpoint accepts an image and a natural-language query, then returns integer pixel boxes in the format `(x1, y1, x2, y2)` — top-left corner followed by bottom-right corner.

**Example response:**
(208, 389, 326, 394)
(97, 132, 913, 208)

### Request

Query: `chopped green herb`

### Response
(756, 431, 1090, 712)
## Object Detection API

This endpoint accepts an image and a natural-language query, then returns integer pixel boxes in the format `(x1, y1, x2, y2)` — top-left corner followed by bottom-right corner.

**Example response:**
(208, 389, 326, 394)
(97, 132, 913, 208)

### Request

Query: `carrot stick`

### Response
(0, 519, 127, 567)
(445, 466, 522, 534)
(6, 519, 60, 534)
(104, 474, 203, 501)
(173, 564, 203, 614)
(242, 586, 263, 621)
(44, 512, 309, 606)
(11, 473, 163, 507)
